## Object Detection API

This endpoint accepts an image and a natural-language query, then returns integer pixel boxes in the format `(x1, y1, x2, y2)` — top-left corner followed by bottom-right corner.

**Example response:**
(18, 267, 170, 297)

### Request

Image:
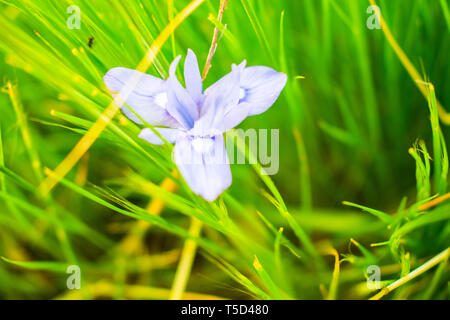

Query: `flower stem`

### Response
(170, 0, 230, 300)
(201, 0, 229, 80)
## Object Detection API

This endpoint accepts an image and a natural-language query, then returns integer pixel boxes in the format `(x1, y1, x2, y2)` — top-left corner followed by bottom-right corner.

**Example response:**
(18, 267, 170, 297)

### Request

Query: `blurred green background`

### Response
(0, 0, 448, 299)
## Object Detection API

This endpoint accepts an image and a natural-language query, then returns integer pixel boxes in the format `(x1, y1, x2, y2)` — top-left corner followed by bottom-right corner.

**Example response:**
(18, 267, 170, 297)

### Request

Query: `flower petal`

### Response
(184, 49, 204, 106)
(166, 56, 199, 129)
(239, 66, 287, 116)
(203, 63, 287, 129)
(103, 67, 179, 127)
(174, 135, 231, 201)
(138, 127, 183, 145)
(192, 63, 242, 134)
(221, 102, 251, 132)
(204, 60, 246, 96)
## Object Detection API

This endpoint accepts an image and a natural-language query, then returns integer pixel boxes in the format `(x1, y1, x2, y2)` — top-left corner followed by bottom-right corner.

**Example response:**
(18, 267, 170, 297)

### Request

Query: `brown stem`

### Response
(201, 0, 229, 81)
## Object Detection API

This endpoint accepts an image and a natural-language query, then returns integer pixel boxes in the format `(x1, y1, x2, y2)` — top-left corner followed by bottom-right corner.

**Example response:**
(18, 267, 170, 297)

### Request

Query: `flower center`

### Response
(154, 92, 168, 109)
(239, 88, 247, 100)
(192, 136, 214, 153)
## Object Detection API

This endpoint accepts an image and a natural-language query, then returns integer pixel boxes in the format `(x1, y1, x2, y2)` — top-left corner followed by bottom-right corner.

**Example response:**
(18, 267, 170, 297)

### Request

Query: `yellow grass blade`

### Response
(319, 245, 340, 300)
(370, 247, 449, 300)
(369, 0, 450, 124)
(57, 280, 226, 300)
(4, 82, 43, 183)
(38, 0, 206, 196)
(118, 170, 178, 256)
(169, 217, 203, 300)
(418, 192, 450, 211)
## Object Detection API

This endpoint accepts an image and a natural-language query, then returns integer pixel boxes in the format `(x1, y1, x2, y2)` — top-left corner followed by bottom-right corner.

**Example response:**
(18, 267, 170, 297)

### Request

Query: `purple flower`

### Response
(104, 49, 287, 201)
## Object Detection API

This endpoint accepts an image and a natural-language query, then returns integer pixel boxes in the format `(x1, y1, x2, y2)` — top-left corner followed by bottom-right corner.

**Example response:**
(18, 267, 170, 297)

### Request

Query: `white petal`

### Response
(174, 135, 231, 201)
(103, 67, 179, 127)
(184, 49, 204, 106)
(193, 64, 242, 134)
(166, 56, 199, 129)
(239, 66, 287, 116)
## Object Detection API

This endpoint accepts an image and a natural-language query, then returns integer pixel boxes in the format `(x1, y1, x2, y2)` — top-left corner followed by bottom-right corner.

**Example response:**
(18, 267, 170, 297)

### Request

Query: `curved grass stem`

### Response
(369, 0, 450, 124)
(370, 247, 449, 300)
(169, 218, 203, 300)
